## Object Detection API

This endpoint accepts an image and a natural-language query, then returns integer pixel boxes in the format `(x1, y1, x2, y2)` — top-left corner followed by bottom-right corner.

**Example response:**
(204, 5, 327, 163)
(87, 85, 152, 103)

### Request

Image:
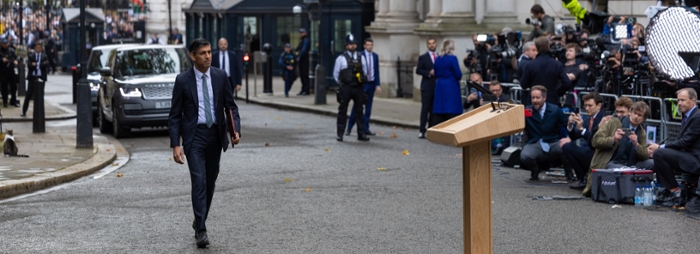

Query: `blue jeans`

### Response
(347, 83, 376, 132)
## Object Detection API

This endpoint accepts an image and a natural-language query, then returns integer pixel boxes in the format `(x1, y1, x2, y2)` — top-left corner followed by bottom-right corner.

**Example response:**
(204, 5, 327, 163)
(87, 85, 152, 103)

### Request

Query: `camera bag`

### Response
(590, 168, 654, 204)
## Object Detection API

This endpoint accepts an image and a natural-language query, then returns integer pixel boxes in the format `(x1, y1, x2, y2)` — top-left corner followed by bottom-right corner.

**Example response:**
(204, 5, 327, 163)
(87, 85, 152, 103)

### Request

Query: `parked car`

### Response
(97, 45, 191, 138)
(87, 44, 139, 119)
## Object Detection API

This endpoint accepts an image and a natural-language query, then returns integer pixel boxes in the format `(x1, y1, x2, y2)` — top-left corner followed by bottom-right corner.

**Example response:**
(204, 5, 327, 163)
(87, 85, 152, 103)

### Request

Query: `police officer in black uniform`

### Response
(0, 37, 19, 107)
(333, 34, 370, 142)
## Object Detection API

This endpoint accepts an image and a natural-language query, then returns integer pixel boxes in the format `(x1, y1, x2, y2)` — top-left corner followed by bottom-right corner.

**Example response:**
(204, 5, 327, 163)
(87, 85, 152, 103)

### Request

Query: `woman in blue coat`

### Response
(431, 39, 463, 126)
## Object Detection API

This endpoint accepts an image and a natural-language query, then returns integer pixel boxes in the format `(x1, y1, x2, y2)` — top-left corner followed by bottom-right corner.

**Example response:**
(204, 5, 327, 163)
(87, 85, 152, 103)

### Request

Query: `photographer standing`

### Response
(0, 37, 19, 107)
(464, 34, 490, 80)
(527, 4, 555, 41)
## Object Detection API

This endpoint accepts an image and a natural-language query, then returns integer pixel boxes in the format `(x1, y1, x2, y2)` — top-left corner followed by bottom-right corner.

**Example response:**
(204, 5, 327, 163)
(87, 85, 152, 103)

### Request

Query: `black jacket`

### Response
(569, 111, 607, 149)
(665, 107, 700, 171)
(27, 51, 49, 81)
(211, 50, 243, 89)
(520, 51, 572, 105)
(415, 52, 436, 91)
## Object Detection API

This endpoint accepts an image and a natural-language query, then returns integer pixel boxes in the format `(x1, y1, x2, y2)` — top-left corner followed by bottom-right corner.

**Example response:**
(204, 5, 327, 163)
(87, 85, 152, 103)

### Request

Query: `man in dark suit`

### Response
(347, 38, 381, 136)
(520, 36, 571, 105)
(295, 28, 311, 95)
(415, 38, 437, 139)
(649, 88, 700, 202)
(520, 85, 569, 180)
(211, 38, 242, 95)
(562, 92, 606, 189)
(168, 38, 241, 248)
(21, 42, 49, 117)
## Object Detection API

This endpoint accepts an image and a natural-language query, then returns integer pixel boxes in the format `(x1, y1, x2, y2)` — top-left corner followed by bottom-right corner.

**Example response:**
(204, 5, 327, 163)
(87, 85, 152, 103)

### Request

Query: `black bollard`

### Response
(76, 78, 93, 148)
(314, 64, 326, 104)
(17, 58, 26, 96)
(32, 78, 45, 133)
(262, 43, 273, 94)
(72, 66, 79, 104)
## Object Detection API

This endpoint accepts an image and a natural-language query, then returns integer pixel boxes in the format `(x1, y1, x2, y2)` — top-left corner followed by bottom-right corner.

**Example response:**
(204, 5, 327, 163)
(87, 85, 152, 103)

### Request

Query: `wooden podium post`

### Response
(428, 103, 524, 254)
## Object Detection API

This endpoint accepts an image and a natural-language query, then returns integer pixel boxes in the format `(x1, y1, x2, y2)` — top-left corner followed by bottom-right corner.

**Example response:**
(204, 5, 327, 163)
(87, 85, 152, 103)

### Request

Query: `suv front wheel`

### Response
(112, 105, 131, 139)
(98, 98, 112, 134)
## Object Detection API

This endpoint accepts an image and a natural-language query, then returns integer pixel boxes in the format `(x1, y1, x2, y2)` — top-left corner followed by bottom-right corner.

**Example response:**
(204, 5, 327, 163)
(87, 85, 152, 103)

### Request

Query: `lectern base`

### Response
(462, 141, 492, 254)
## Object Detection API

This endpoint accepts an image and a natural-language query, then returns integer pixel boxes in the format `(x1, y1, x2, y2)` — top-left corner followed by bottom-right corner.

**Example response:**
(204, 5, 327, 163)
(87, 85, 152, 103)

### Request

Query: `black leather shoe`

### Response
(196, 231, 210, 248)
(358, 136, 370, 141)
(569, 180, 587, 190)
(298, 91, 310, 96)
(418, 133, 426, 139)
(657, 189, 681, 202)
(13, 102, 20, 107)
(20, 112, 26, 117)
(192, 221, 196, 238)
(345, 129, 351, 136)
(337, 135, 343, 142)
(365, 131, 376, 136)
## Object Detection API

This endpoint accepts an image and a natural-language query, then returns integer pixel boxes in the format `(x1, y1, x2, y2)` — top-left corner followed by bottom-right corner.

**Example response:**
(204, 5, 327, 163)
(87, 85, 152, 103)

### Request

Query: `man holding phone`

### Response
(562, 93, 607, 189)
(582, 101, 652, 197)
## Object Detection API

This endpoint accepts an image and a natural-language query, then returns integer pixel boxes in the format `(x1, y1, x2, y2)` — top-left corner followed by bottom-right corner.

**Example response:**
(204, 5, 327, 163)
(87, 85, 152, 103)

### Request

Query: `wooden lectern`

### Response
(427, 103, 525, 254)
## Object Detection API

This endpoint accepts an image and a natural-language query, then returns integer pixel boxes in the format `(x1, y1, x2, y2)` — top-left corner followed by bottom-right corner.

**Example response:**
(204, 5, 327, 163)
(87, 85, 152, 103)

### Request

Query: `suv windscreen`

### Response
(117, 48, 191, 77)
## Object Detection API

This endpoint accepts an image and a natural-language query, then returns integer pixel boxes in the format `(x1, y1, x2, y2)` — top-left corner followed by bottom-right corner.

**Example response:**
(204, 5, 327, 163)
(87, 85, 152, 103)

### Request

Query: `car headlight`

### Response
(119, 87, 142, 98)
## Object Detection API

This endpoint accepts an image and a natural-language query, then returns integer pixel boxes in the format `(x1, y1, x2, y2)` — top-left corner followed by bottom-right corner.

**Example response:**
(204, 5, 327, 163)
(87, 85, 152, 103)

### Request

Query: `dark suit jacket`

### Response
(168, 67, 241, 153)
(569, 112, 607, 147)
(415, 51, 436, 91)
(360, 50, 380, 87)
(520, 51, 572, 105)
(211, 50, 242, 90)
(27, 51, 49, 81)
(524, 103, 568, 144)
(666, 107, 700, 167)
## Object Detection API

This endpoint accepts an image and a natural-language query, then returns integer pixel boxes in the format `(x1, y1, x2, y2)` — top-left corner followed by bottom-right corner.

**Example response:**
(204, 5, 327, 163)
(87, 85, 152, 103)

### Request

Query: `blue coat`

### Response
(432, 54, 463, 114)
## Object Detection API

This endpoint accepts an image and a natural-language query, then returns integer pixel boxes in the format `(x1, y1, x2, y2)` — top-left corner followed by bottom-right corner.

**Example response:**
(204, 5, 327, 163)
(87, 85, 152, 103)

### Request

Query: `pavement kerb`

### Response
(245, 96, 421, 129)
(0, 143, 117, 200)
(2, 101, 77, 123)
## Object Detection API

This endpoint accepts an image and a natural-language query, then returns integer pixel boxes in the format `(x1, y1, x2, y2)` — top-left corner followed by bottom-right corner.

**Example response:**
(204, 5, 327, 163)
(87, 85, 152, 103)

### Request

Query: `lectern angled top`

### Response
(427, 103, 525, 147)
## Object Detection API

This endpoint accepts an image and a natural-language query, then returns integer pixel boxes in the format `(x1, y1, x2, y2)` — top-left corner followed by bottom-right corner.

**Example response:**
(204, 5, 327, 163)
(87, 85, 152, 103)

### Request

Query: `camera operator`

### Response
(486, 28, 518, 83)
(521, 36, 572, 105)
(527, 4, 555, 41)
(516, 41, 537, 82)
(621, 38, 648, 65)
(464, 34, 490, 80)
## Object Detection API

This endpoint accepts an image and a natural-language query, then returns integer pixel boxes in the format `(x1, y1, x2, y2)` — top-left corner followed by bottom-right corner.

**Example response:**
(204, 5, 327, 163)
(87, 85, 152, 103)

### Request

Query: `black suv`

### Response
(97, 45, 191, 138)
(87, 44, 138, 119)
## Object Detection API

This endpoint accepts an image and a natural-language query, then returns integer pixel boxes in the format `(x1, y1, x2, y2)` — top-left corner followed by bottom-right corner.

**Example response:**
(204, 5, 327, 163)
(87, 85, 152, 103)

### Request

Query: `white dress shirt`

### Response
(193, 67, 216, 125)
(220, 51, 230, 77)
(332, 51, 368, 84)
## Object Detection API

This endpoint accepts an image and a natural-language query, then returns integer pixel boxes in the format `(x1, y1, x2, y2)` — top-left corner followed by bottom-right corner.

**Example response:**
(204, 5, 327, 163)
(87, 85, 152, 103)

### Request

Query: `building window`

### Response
(276, 16, 301, 49)
(334, 19, 351, 53)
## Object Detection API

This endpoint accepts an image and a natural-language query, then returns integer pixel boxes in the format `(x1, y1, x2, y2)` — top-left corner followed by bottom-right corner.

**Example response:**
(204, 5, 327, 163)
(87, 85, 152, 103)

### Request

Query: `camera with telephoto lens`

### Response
(525, 18, 542, 27)
(464, 49, 483, 74)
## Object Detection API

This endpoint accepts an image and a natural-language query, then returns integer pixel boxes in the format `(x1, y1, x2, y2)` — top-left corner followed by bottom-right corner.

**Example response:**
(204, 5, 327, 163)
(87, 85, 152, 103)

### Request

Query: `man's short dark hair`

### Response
(631, 101, 650, 119)
(565, 43, 580, 54)
(582, 92, 603, 105)
(188, 38, 210, 53)
(677, 88, 698, 101)
(427, 37, 436, 43)
(531, 4, 545, 15)
(364, 38, 373, 44)
(489, 80, 502, 90)
(534, 36, 549, 52)
(532, 85, 547, 96)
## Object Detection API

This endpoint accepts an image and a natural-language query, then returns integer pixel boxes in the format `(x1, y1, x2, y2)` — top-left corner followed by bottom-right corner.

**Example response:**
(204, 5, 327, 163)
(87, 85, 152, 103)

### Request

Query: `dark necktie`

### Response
(681, 115, 688, 132)
(222, 52, 226, 75)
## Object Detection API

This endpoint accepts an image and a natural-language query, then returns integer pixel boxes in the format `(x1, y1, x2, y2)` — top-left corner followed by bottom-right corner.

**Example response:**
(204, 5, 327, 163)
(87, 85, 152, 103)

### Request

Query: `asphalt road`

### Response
(1, 101, 699, 253)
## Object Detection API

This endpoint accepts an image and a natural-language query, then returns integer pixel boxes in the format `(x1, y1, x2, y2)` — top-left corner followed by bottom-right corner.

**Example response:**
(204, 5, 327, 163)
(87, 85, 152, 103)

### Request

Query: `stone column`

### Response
(440, 0, 475, 24)
(424, 0, 442, 23)
(480, 0, 522, 30)
(375, 0, 391, 22)
(367, 0, 421, 98)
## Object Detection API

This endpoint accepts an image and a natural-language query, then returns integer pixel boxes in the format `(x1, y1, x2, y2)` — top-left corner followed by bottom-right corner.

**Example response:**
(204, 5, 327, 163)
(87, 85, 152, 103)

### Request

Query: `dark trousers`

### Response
(22, 77, 39, 114)
(348, 83, 376, 132)
(185, 125, 222, 234)
(654, 148, 700, 189)
(337, 85, 366, 137)
(298, 58, 310, 93)
(419, 89, 434, 134)
(0, 73, 17, 106)
(520, 140, 567, 179)
(562, 142, 594, 180)
(283, 70, 297, 96)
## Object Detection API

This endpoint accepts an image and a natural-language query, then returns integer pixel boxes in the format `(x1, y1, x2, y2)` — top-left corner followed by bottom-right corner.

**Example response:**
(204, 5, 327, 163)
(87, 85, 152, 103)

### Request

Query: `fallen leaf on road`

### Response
(284, 178, 294, 183)
(116, 173, 123, 177)
(378, 167, 386, 171)
(265, 142, 270, 147)
(112, 163, 119, 166)
(265, 111, 270, 114)
(324, 148, 329, 152)
(130, 143, 134, 147)
(265, 123, 268, 126)
(378, 132, 385, 135)
(402, 150, 410, 155)
(169, 157, 172, 161)
(392, 126, 397, 129)
(106, 149, 111, 152)
(276, 117, 280, 120)
(391, 132, 397, 138)
(118, 148, 123, 152)
(403, 127, 407, 131)
(305, 187, 312, 192)
(456, 154, 462, 157)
